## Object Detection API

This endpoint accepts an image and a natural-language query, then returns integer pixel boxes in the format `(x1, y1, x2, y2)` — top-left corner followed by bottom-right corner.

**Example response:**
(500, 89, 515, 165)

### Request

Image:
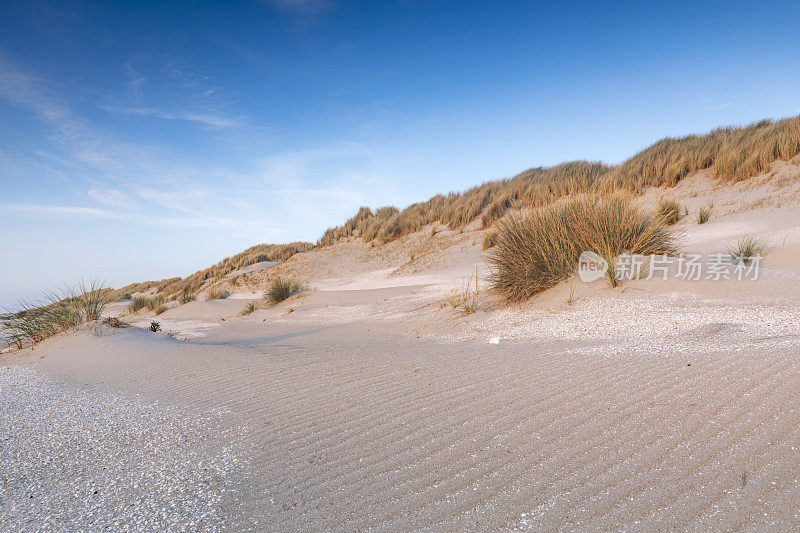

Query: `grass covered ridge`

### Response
(321, 115, 800, 247)
(489, 195, 677, 302)
(113, 242, 313, 301)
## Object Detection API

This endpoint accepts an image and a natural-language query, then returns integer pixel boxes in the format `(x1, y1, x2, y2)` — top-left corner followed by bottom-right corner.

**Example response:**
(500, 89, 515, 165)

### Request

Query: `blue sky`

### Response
(1, 0, 799, 306)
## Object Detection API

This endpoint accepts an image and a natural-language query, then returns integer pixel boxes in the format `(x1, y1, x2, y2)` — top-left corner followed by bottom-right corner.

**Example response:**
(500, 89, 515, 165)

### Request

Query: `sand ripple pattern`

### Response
(35, 325, 800, 531)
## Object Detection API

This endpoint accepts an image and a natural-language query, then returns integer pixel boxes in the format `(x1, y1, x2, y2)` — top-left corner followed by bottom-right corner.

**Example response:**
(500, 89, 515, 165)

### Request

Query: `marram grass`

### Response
(489, 195, 677, 302)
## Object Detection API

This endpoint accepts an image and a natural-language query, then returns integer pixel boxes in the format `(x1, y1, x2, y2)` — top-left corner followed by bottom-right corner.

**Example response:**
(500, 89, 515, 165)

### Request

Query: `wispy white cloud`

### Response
(266, 0, 333, 17)
(87, 188, 130, 207)
(102, 104, 247, 129)
(0, 203, 113, 218)
(707, 101, 734, 111)
(0, 201, 289, 236)
(124, 63, 147, 98)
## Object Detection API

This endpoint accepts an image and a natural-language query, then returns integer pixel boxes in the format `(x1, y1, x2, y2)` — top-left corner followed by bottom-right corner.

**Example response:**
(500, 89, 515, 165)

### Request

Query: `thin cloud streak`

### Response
(102, 105, 247, 129)
(266, 0, 333, 17)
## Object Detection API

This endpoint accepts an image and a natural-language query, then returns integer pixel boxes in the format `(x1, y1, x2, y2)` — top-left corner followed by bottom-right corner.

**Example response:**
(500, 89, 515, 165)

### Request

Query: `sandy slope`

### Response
(6, 163, 800, 530)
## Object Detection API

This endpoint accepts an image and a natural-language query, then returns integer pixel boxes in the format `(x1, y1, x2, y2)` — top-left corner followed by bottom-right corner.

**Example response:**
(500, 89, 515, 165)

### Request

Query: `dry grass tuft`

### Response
(443, 268, 482, 314)
(489, 195, 677, 302)
(697, 204, 713, 224)
(266, 278, 303, 305)
(128, 296, 149, 313)
(179, 293, 196, 305)
(206, 287, 230, 301)
(145, 295, 166, 312)
(102, 317, 126, 328)
(657, 197, 682, 225)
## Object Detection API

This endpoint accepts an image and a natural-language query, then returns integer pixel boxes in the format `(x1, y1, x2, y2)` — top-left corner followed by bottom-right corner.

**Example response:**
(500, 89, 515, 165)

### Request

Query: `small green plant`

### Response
(240, 301, 257, 316)
(697, 204, 713, 224)
(729, 235, 767, 265)
(657, 197, 682, 225)
(179, 293, 196, 305)
(149, 321, 161, 332)
(266, 277, 302, 305)
(120, 293, 132, 301)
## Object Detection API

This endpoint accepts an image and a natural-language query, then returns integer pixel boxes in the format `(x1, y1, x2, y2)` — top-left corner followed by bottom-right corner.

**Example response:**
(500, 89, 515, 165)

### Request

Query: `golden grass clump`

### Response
(656, 197, 682, 225)
(443, 269, 482, 315)
(489, 195, 677, 302)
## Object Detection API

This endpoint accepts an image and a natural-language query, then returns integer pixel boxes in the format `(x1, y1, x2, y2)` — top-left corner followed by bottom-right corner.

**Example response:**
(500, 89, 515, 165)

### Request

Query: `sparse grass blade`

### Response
(697, 204, 713, 224)
(729, 235, 767, 265)
(1, 280, 109, 350)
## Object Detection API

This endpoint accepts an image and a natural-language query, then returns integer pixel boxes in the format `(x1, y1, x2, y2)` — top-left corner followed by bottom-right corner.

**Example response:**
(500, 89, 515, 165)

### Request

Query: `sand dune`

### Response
(5, 166, 800, 529)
